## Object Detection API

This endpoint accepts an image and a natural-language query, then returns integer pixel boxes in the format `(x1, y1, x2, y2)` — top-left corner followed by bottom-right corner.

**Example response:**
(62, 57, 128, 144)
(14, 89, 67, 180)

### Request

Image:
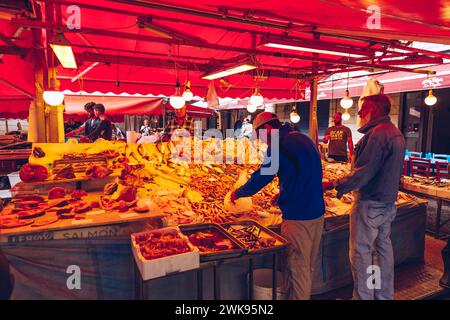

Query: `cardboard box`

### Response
(131, 227, 200, 281)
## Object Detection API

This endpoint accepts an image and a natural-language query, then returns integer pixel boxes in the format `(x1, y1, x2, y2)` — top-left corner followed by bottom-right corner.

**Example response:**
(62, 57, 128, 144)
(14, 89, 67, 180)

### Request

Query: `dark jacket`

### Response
(84, 118, 100, 137)
(235, 125, 325, 221)
(88, 118, 113, 141)
(336, 116, 405, 203)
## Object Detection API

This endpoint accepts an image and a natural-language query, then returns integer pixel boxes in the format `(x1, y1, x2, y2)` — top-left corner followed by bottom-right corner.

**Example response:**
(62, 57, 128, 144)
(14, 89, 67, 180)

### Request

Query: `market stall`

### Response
(0, 139, 427, 299)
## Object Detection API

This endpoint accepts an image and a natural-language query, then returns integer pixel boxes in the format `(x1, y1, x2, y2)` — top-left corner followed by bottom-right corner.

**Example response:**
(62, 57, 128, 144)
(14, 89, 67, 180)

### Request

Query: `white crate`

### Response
(131, 227, 200, 281)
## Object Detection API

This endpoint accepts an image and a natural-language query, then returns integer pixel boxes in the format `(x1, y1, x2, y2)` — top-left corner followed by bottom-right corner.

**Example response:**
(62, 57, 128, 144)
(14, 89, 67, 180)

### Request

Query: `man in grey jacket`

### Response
(323, 94, 405, 300)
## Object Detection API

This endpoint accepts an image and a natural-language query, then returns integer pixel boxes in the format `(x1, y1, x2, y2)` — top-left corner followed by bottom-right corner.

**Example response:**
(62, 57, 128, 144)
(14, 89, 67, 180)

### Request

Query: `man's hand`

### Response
(322, 180, 335, 191)
(271, 192, 280, 205)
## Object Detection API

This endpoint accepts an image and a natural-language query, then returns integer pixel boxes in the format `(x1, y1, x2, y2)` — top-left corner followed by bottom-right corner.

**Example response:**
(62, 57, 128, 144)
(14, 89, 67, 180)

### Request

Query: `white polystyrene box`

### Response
(131, 227, 200, 281)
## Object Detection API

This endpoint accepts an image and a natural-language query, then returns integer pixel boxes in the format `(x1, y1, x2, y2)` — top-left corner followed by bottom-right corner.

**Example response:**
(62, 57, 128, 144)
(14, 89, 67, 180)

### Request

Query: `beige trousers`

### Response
(281, 216, 324, 300)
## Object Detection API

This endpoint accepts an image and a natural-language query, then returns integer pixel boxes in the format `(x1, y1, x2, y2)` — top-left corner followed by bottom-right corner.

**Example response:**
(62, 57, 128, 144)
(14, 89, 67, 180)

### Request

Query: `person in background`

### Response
(140, 119, 152, 137)
(112, 123, 126, 140)
(323, 112, 354, 162)
(0, 249, 13, 300)
(163, 105, 194, 141)
(66, 102, 99, 139)
(16, 122, 22, 132)
(323, 94, 405, 300)
(240, 117, 253, 139)
(230, 112, 325, 300)
(87, 104, 112, 141)
(64, 117, 78, 134)
(233, 116, 244, 137)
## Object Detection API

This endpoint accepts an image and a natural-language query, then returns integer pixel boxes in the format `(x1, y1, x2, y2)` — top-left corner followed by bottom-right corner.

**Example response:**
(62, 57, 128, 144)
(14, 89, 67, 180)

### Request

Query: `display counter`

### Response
(0, 140, 429, 299)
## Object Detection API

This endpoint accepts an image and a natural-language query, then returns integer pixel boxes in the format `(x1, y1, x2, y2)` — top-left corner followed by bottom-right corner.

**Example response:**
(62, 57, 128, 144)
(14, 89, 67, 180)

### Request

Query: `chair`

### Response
(436, 161, 450, 182)
(410, 157, 431, 178)
(409, 151, 422, 158)
(433, 154, 449, 161)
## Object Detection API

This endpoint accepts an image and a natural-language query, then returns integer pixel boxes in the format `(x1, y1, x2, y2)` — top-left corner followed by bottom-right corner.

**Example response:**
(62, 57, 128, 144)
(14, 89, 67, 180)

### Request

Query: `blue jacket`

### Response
(235, 125, 325, 221)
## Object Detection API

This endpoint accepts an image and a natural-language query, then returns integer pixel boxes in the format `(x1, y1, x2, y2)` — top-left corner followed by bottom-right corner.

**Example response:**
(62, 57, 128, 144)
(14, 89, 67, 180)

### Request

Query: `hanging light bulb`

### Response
(182, 80, 194, 101)
(290, 106, 300, 123)
(424, 89, 437, 106)
(43, 90, 64, 106)
(342, 111, 351, 121)
(43, 78, 64, 106)
(340, 89, 353, 109)
(169, 81, 185, 109)
(250, 88, 264, 106)
(247, 103, 257, 113)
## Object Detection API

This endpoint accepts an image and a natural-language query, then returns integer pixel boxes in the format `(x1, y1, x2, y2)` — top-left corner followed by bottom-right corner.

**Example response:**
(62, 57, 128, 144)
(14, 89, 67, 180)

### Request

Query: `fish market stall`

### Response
(0, 140, 427, 299)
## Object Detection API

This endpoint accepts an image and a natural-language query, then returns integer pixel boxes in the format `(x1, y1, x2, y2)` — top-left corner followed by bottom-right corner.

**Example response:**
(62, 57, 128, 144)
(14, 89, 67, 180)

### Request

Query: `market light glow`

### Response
(264, 42, 365, 58)
(340, 90, 353, 109)
(49, 33, 77, 69)
(290, 111, 300, 123)
(43, 90, 64, 106)
(182, 81, 194, 101)
(424, 89, 437, 106)
(249, 89, 264, 106)
(247, 103, 257, 113)
(342, 111, 351, 121)
(202, 64, 257, 80)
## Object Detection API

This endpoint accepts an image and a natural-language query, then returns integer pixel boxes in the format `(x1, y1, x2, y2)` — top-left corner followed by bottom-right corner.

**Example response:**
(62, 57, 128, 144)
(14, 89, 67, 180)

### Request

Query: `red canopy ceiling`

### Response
(1, 0, 450, 117)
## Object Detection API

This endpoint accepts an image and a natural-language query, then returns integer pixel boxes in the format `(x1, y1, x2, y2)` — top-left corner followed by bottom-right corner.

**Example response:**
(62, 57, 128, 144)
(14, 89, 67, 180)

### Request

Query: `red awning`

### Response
(1, 0, 450, 116)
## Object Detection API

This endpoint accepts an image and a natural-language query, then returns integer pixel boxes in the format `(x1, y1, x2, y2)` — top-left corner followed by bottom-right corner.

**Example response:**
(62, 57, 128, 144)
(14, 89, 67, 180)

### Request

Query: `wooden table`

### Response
(401, 180, 450, 237)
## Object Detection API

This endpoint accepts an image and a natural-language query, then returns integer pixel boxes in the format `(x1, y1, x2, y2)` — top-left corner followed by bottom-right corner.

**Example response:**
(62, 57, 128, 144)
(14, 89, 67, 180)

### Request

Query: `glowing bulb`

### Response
(169, 94, 185, 109)
(182, 81, 194, 101)
(424, 90, 437, 106)
(247, 103, 257, 113)
(342, 112, 351, 121)
(290, 111, 300, 123)
(249, 90, 264, 106)
(340, 90, 353, 109)
(182, 89, 194, 101)
(43, 90, 64, 106)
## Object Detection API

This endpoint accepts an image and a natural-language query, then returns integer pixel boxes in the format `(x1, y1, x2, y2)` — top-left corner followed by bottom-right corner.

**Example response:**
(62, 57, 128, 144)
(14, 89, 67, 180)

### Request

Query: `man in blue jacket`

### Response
(230, 112, 325, 300)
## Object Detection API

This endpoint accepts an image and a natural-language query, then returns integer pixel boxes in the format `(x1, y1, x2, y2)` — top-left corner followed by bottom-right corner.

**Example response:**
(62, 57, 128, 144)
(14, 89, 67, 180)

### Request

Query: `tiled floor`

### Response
(312, 236, 448, 300)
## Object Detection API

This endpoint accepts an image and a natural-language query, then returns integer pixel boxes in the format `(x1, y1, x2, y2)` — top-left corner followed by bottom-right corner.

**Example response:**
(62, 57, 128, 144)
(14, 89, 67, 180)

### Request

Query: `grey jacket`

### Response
(336, 116, 405, 203)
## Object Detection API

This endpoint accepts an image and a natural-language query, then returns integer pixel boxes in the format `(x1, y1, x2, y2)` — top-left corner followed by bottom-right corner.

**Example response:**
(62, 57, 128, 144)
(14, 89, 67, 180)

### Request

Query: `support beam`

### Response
(12, 18, 437, 75)
(0, 45, 27, 57)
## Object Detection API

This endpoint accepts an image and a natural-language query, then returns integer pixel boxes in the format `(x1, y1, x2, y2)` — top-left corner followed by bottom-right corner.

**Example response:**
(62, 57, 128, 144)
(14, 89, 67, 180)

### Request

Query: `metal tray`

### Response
(179, 223, 246, 262)
(221, 220, 288, 255)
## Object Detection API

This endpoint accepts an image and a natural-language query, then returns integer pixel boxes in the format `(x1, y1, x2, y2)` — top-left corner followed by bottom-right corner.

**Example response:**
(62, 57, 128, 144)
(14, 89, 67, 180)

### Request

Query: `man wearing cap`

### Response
(323, 112, 354, 162)
(230, 112, 325, 300)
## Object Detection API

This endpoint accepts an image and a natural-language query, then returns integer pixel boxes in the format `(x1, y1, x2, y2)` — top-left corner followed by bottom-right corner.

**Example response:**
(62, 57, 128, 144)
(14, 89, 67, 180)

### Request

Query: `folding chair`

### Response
(409, 151, 422, 158)
(434, 154, 449, 161)
(409, 157, 431, 178)
(436, 161, 450, 182)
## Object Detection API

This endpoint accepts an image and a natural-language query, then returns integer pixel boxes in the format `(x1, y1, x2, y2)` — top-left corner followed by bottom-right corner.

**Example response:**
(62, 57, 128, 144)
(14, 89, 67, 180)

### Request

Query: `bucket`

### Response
(251, 268, 286, 300)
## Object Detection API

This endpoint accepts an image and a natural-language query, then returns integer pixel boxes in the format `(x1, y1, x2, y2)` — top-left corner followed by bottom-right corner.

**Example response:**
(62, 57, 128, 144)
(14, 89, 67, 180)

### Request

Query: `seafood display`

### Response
(187, 230, 235, 253)
(224, 223, 278, 251)
(19, 163, 49, 182)
(134, 230, 192, 260)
